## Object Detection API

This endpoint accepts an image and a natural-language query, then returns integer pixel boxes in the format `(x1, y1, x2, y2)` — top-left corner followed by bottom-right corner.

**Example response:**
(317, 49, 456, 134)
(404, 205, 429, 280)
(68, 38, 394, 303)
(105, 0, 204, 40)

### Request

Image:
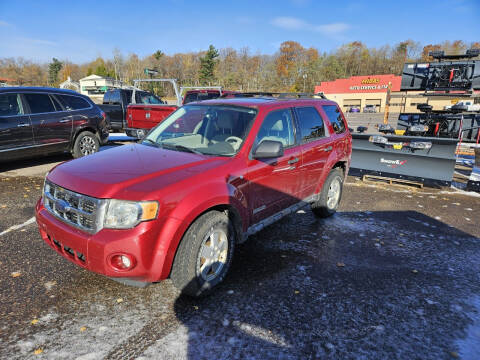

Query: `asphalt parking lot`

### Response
(0, 141, 479, 359)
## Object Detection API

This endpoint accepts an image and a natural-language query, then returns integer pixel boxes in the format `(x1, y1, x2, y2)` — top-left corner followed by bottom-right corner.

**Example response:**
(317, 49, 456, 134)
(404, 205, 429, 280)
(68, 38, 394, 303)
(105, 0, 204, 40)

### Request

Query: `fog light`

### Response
(110, 254, 136, 271)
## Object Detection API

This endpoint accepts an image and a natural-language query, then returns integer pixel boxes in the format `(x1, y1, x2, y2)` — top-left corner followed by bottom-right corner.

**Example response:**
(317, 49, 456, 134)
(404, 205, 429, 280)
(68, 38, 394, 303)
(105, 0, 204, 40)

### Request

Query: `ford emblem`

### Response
(55, 199, 70, 213)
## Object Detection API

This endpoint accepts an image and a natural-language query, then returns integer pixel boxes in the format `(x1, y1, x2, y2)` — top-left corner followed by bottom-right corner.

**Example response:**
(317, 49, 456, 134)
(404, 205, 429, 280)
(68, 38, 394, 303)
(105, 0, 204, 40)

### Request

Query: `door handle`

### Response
(288, 157, 299, 165)
(59, 118, 71, 123)
(17, 123, 30, 127)
(323, 146, 333, 152)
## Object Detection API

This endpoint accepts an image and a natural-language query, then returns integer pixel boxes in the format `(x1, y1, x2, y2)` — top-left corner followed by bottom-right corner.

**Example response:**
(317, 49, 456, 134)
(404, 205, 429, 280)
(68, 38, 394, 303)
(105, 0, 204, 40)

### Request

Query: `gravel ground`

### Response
(0, 168, 479, 359)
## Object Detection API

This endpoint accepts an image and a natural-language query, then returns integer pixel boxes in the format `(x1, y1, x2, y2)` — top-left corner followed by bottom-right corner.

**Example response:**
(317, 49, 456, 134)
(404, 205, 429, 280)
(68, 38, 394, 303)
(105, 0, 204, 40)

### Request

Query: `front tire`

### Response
(72, 131, 100, 158)
(311, 168, 344, 218)
(171, 211, 235, 297)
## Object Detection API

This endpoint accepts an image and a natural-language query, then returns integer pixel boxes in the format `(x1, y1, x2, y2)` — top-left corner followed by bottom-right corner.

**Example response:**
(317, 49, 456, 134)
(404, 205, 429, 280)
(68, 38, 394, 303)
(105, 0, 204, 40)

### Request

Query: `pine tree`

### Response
(48, 58, 63, 86)
(199, 45, 219, 85)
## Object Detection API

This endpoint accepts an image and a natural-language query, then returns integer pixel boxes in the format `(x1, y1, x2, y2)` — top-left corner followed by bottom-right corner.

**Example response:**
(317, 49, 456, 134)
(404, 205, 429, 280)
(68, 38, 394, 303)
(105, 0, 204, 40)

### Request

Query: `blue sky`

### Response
(0, 0, 479, 63)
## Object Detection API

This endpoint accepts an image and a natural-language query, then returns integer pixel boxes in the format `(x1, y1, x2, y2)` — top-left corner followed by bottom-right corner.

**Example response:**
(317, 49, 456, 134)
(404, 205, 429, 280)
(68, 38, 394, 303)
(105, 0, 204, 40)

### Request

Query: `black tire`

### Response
(72, 131, 100, 158)
(170, 211, 235, 297)
(311, 168, 344, 218)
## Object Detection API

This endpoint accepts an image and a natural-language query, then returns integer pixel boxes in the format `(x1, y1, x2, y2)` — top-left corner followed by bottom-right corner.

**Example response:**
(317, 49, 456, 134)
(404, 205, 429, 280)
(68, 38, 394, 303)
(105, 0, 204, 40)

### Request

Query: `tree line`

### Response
(1, 40, 479, 96)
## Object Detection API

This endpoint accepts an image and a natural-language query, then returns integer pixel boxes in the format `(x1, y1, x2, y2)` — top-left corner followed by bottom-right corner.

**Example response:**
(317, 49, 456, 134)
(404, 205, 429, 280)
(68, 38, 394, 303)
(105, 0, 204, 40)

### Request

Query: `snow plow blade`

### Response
(466, 147, 480, 192)
(350, 134, 458, 187)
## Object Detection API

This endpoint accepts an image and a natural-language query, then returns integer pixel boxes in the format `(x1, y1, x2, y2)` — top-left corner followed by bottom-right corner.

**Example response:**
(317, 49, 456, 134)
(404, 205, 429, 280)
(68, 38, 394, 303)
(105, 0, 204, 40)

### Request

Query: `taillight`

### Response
(109, 254, 136, 271)
(101, 110, 106, 121)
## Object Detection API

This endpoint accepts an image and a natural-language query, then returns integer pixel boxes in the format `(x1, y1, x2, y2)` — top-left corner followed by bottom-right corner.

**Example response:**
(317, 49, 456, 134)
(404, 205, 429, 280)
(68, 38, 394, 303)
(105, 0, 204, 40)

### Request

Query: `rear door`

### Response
(295, 106, 335, 199)
(24, 93, 72, 151)
(247, 107, 303, 223)
(57, 94, 92, 132)
(0, 93, 34, 154)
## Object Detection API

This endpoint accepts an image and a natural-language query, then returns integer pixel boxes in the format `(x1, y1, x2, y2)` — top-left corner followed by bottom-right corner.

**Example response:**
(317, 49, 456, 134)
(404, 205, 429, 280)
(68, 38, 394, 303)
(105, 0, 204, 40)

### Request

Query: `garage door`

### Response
(365, 99, 382, 111)
(343, 99, 361, 112)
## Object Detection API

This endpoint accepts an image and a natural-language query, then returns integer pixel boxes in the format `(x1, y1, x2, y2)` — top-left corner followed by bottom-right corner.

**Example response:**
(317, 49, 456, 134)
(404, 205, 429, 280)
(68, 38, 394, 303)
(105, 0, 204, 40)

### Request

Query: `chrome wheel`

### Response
(326, 178, 341, 209)
(197, 228, 229, 282)
(80, 136, 97, 155)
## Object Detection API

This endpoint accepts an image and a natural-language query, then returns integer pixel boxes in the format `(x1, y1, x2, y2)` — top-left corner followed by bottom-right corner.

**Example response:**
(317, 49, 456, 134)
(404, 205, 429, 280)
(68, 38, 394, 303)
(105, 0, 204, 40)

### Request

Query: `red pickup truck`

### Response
(126, 85, 237, 138)
(36, 95, 352, 296)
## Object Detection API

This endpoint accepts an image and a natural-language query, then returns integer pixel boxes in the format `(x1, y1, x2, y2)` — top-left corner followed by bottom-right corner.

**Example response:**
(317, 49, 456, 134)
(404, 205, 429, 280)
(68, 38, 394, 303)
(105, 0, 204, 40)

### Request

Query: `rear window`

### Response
(0, 93, 24, 116)
(58, 95, 90, 110)
(296, 106, 326, 142)
(322, 105, 346, 134)
(24, 93, 56, 114)
(183, 91, 220, 104)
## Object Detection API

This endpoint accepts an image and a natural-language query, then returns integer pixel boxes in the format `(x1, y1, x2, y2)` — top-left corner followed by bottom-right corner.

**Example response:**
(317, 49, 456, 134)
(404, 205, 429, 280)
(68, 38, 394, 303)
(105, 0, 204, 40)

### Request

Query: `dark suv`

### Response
(0, 87, 108, 162)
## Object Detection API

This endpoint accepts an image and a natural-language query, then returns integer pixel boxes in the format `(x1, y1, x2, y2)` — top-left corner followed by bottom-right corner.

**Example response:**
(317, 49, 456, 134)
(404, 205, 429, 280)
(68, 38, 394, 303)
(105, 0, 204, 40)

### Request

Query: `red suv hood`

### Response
(48, 144, 228, 199)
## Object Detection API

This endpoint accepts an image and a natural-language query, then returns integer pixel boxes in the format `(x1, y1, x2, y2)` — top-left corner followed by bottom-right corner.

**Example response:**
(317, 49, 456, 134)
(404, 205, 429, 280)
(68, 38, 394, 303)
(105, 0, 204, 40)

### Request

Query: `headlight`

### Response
(104, 200, 158, 229)
(42, 174, 51, 203)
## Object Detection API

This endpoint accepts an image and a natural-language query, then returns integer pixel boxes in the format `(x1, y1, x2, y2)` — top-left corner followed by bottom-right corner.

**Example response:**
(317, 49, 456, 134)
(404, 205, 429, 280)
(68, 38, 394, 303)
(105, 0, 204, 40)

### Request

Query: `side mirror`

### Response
(253, 140, 284, 159)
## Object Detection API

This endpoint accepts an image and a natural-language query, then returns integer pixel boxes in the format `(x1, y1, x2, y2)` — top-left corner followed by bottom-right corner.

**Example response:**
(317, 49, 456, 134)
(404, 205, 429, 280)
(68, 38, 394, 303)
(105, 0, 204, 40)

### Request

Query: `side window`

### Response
(24, 93, 55, 114)
(322, 105, 346, 134)
(58, 95, 90, 110)
(254, 108, 295, 148)
(296, 106, 326, 142)
(0, 93, 24, 116)
(49, 95, 64, 111)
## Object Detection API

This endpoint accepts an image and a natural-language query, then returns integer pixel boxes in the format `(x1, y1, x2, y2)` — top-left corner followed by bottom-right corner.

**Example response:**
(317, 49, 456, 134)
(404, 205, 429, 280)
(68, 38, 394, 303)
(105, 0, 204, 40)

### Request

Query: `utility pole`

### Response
(302, 74, 307, 92)
(383, 82, 392, 124)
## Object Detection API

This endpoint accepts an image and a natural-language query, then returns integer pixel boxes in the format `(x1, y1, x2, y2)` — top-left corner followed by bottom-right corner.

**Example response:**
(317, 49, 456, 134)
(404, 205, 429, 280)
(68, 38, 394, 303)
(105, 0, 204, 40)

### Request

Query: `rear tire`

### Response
(171, 211, 235, 297)
(72, 131, 99, 158)
(311, 168, 344, 218)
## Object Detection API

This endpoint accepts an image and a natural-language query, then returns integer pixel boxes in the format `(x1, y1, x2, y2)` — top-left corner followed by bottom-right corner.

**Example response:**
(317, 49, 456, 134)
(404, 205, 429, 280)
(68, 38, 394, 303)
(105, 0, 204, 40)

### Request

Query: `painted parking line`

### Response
(0, 217, 36, 237)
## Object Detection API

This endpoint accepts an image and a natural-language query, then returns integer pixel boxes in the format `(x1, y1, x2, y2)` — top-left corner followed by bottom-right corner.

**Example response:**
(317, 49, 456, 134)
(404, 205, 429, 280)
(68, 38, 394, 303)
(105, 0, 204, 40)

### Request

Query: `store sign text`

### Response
(349, 84, 389, 91)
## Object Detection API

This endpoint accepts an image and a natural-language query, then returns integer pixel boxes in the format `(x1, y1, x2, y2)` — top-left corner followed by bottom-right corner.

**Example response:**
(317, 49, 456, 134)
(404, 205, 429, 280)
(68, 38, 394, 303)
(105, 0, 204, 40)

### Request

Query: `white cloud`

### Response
(271, 16, 350, 36)
(17, 37, 57, 46)
(271, 17, 308, 30)
(0, 20, 11, 27)
(314, 23, 350, 34)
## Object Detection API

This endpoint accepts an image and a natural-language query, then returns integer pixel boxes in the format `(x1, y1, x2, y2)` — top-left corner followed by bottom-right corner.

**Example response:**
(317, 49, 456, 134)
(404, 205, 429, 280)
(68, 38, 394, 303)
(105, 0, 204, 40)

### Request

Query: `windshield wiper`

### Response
(160, 143, 203, 155)
(142, 138, 160, 148)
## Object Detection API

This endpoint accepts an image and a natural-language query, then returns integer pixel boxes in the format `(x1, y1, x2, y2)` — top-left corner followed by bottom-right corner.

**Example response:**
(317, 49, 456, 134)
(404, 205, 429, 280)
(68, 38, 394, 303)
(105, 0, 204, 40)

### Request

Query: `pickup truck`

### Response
(99, 88, 165, 131)
(36, 95, 352, 296)
(126, 85, 238, 138)
(125, 79, 182, 138)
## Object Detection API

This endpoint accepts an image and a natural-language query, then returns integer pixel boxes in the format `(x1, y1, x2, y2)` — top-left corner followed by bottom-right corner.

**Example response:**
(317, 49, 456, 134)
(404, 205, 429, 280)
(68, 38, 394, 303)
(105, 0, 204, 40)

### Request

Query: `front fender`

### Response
(154, 180, 249, 280)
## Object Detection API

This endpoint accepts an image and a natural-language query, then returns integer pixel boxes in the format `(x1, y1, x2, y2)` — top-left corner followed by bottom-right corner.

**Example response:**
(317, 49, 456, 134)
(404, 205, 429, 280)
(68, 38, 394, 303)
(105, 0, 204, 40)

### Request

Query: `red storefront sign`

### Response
(315, 74, 401, 94)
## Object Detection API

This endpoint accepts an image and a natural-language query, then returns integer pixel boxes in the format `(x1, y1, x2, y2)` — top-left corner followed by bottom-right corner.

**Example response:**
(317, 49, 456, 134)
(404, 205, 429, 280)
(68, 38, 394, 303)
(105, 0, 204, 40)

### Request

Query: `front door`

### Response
(246, 108, 302, 223)
(24, 93, 72, 151)
(0, 93, 34, 158)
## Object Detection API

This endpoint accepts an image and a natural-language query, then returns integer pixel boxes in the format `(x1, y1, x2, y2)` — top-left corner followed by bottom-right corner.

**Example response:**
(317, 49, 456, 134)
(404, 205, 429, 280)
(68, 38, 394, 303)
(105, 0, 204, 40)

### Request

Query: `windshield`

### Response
(143, 104, 258, 156)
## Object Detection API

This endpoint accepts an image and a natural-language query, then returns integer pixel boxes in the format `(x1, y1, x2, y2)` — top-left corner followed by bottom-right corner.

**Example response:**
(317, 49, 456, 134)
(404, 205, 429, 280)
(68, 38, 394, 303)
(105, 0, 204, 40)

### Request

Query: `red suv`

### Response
(36, 96, 352, 296)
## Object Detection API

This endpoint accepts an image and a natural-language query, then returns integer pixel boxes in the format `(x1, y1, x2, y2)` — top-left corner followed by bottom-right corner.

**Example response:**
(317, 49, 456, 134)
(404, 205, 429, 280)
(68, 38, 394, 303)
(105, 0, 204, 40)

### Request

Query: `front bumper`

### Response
(35, 199, 175, 283)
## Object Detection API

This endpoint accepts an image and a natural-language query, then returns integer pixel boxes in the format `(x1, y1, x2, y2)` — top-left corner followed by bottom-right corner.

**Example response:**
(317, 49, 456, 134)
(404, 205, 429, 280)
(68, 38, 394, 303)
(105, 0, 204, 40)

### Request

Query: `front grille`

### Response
(44, 181, 105, 233)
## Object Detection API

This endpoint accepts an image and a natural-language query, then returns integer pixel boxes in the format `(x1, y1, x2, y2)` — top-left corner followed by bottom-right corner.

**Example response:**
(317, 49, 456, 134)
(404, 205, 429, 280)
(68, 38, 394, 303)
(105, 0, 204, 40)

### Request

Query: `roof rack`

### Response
(222, 91, 327, 99)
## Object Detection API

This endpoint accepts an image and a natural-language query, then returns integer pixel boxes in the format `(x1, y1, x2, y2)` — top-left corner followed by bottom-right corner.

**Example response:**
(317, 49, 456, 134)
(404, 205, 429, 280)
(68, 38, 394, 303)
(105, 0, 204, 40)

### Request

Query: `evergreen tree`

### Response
(199, 45, 219, 85)
(48, 58, 63, 86)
